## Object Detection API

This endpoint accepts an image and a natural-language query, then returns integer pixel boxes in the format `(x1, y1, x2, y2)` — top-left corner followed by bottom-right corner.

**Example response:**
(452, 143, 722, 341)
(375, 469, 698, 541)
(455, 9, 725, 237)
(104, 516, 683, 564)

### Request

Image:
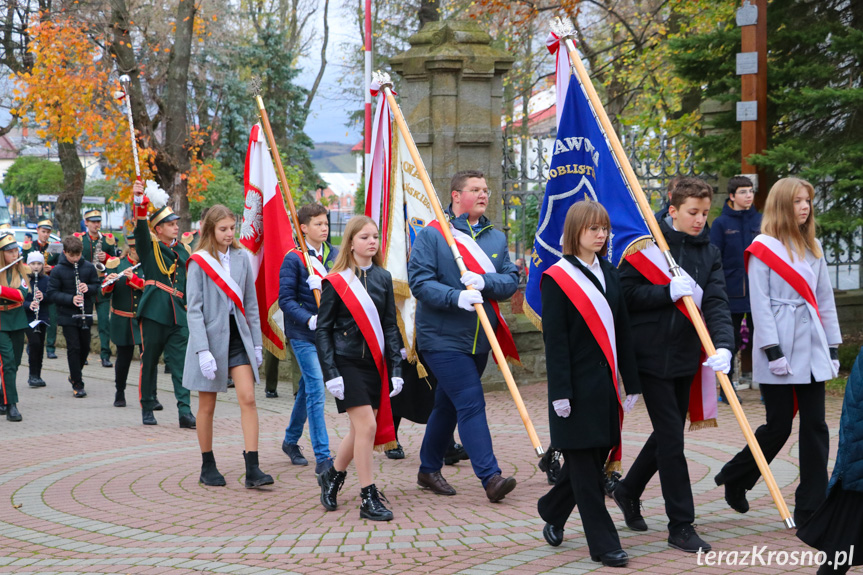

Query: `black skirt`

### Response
(797, 481, 863, 565)
(335, 354, 381, 413)
(228, 315, 250, 368)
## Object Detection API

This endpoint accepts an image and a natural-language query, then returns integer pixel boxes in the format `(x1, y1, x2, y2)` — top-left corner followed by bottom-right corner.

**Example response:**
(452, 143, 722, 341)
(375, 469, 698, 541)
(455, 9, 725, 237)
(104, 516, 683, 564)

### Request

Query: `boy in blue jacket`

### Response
(278, 204, 337, 475)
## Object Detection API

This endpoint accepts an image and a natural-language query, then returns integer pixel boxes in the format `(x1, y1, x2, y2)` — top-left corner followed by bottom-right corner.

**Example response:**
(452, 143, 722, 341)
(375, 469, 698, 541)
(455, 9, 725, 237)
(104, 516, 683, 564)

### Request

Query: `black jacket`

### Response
(542, 256, 641, 451)
(316, 265, 403, 383)
(25, 272, 50, 323)
(47, 255, 100, 327)
(619, 218, 734, 379)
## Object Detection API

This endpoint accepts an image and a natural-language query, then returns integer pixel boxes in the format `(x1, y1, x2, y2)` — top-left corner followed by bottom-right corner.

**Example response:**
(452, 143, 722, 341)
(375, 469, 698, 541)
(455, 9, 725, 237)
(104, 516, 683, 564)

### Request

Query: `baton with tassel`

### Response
(374, 71, 544, 457)
(552, 16, 794, 528)
(115, 75, 141, 181)
(250, 78, 320, 306)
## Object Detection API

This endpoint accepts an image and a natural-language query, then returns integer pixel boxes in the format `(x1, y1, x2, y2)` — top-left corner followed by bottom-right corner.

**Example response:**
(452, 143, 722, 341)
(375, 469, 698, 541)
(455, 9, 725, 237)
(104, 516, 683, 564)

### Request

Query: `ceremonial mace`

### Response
(250, 78, 320, 306)
(374, 71, 544, 457)
(115, 75, 141, 181)
(551, 16, 794, 528)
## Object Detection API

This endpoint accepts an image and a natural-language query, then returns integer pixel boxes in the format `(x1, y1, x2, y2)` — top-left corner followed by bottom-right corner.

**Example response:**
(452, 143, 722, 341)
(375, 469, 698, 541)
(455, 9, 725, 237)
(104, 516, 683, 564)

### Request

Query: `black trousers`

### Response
(538, 447, 621, 556)
(618, 372, 696, 532)
(26, 327, 44, 377)
(62, 325, 90, 388)
(719, 380, 829, 514)
(115, 344, 140, 392)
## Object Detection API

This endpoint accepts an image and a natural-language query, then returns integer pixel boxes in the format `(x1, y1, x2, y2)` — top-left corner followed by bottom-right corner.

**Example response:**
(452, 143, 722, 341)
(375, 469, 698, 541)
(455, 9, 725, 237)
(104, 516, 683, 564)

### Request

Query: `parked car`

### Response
(3, 227, 62, 250)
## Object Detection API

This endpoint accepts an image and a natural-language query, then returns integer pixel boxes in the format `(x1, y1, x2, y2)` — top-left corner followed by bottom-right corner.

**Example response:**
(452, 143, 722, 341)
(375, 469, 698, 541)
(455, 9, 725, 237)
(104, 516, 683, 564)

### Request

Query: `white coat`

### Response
(750, 238, 842, 385)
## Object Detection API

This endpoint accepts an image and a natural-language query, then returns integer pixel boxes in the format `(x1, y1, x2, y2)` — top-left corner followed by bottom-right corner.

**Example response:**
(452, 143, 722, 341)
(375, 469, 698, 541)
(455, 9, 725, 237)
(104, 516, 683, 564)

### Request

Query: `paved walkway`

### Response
(1, 351, 845, 574)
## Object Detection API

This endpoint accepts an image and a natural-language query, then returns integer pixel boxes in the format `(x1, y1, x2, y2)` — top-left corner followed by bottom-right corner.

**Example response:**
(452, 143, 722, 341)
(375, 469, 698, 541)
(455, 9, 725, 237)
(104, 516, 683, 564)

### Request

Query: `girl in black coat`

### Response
(537, 200, 641, 567)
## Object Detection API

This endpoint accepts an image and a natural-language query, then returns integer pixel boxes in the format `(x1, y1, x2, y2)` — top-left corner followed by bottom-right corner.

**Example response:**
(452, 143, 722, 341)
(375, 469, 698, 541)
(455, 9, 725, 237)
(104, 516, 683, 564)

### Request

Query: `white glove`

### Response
(390, 377, 404, 397)
(198, 350, 217, 381)
(306, 274, 322, 292)
(832, 359, 841, 374)
(460, 271, 485, 291)
(308, 315, 317, 331)
(254, 346, 263, 368)
(768, 356, 794, 376)
(623, 394, 640, 414)
(133, 192, 144, 205)
(552, 399, 571, 418)
(325, 376, 345, 400)
(669, 275, 694, 302)
(400, 348, 407, 360)
(703, 348, 733, 374)
(457, 290, 483, 311)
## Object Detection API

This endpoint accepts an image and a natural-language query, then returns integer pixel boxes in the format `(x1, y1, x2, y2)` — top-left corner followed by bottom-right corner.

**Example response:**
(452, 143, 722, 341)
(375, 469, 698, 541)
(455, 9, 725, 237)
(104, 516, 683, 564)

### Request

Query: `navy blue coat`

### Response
(25, 273, 51, 323)
(829, 346, 863, 493)
(709, 202, 762, 314)
(278, 243, 338, 343)
(408, 207, 519, 355)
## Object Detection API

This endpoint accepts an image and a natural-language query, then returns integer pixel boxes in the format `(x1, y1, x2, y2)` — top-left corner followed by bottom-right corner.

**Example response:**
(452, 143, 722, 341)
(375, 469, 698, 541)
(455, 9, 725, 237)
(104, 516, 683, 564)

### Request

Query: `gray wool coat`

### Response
(750, 239, 842, 385)
(182, 247, 263, 392)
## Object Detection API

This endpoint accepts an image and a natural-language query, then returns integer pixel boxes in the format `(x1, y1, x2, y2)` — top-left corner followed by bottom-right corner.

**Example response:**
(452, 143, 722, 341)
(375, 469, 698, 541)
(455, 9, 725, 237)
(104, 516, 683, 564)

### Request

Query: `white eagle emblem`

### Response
(241, 189, 264, 244)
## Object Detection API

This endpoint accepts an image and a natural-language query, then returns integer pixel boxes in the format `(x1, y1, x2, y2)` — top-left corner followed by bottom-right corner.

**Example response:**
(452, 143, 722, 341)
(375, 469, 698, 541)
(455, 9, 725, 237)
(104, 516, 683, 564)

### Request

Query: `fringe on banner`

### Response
(264, 300, 287, 360)
(374, 440, 399, 453)
(392, 279, 412, 299)
(394, 299, 429, 378)
(618, 236, 655, 262)
(688, 417, 718, 432)
(523, 299, 543, 331)
(604, 458, 622, 476)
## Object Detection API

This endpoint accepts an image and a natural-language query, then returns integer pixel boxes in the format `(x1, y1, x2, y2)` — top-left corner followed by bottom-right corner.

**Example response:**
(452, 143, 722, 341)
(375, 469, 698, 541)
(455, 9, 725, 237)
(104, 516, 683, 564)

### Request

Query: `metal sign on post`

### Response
(36, 195, 106, 205)
(737, 0, 768, 209)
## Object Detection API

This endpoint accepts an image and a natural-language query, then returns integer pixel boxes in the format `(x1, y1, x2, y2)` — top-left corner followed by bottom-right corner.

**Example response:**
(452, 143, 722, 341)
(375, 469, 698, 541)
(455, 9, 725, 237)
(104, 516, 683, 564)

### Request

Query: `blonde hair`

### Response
(562, 200, 611, 257)
(329, 216, 382, 275)
(761, 177, 821, 260)
(0, 249, 29, 289)
(197, 205, 242, 261)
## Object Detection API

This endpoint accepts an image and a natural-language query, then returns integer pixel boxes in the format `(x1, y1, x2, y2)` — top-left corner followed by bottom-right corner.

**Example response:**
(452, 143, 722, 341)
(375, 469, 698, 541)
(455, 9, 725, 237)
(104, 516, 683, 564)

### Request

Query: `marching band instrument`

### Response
(28, 269, 46, 331)
(93, 232, 107, 273)
(0, 256, 24, 274)
(71, 261, 92, 328)
(101, 263, 141, 288)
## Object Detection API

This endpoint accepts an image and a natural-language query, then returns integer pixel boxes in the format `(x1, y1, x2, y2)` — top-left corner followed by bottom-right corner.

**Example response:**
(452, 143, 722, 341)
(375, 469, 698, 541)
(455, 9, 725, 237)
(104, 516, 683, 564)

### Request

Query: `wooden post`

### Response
(738, 0, 768, 208)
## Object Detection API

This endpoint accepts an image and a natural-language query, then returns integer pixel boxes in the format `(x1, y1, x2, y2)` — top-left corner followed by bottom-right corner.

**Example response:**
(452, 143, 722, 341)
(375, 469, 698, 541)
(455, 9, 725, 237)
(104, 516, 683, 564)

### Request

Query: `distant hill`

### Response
(311, 142, 356, 174)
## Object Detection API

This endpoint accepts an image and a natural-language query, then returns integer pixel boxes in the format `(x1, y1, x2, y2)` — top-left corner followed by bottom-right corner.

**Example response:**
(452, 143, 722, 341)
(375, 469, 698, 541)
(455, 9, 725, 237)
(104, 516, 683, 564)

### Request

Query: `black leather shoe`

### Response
(282, 442, 308, 466)
(484, 474, 517, 503)
(715, 472, 749, 513)
(6, 403, 22, 422)
(113, 391, 126, 408)
(265, 390, 278, 398)
(179, 413, 197, 429)
(101, 358, 113, 368)
(359, 484, 393, 521)
(591, 549, 629, 567)
(444, 442, 469, 465)
(318, 466, 347, 511)
(417, 471, 456, 496)
(46, 351, 57, 359)
(153, 398, 163, 411)
(385, 443, 405, 460)
(612, 487, 647, 531)
(668, 524, 711, 553)
(73, 388, 87, 398)
(200, 451, 226, 486)
(243, 451, 274, 488)
(542, 523, 563, 547)
(28, 376, 46, 388)
(142, 410, 157, 425)
(0, 404, 6, 416)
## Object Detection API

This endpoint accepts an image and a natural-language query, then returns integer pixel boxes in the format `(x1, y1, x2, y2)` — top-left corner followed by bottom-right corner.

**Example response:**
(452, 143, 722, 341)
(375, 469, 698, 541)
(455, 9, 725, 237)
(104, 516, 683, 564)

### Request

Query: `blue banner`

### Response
(524, 73, 651, 326)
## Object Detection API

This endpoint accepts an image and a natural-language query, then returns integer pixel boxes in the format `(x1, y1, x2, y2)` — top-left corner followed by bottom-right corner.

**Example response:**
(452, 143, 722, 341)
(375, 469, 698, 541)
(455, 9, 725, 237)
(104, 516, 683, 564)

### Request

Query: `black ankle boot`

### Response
(318, 466, 347, 511)
(359, 484, 393, 521)
(6, 403, 21, 422)
(114, 390, 126, 408)
(243, 451, 274, 488)
(199, 451, 226, 486)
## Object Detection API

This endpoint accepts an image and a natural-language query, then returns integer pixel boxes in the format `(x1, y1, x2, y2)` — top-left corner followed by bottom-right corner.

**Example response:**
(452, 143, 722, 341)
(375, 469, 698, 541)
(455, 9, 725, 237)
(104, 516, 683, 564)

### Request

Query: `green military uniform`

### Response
(22, 220, 59, 355)
(104, 255, 143, 346)
(78, 210, 118, 363)
(0, 236, 29, 414)
(134, 206, 192, 421)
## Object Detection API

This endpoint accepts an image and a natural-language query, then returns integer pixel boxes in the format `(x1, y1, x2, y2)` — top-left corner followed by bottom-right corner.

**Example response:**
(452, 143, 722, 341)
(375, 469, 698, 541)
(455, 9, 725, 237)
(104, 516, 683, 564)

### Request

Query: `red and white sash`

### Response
(625, 244, 718, 429)
(543, 258, 626, 465)
(428, 220, 520, 364)
(291, 248, 328, 278)
(323, 268, 396, 450)
(188, 251, 246, 317)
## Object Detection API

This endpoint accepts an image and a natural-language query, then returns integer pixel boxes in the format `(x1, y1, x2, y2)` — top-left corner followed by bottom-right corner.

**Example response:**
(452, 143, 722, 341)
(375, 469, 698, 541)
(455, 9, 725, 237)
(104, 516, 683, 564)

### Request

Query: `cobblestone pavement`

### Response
(2, 351, 845, 574)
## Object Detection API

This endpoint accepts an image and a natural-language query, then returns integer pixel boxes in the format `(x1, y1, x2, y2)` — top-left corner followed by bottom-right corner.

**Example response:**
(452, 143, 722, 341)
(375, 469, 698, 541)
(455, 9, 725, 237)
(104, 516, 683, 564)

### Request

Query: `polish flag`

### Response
(365, 79, 394, 252)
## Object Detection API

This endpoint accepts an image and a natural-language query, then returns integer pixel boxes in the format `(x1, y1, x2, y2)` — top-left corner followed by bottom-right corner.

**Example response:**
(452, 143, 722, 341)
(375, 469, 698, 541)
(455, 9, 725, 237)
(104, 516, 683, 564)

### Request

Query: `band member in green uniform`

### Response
(0, 233, 31, 422)
(77, 209, 118, 368)
(102, 235, 145, 408)
(132, 181, 195, 429)
(22, 219, 59, 358)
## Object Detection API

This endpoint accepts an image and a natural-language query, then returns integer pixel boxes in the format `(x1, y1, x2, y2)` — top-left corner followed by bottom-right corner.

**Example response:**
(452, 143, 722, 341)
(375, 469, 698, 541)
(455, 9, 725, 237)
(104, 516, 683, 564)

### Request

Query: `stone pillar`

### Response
(390, 20, 514, 224)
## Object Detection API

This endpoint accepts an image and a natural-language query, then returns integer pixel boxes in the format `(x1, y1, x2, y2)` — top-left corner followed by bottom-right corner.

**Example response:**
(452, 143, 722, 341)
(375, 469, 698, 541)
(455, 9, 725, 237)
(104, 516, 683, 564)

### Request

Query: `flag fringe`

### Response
(618, 236, 655, 262)
(688, 417, 718, 432)
(374, 440, 399, 453)
(265, 300, 287, 360)
(392, 279, 412, 299)
(523, 299, 543, 331)
(604, 458, 622, 476)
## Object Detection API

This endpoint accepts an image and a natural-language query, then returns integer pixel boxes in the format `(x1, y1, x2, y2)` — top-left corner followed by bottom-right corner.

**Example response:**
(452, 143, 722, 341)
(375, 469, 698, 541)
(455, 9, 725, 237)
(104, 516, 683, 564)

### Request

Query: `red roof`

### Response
(509, 106, 556, 130)
(351, 140, 364, 153)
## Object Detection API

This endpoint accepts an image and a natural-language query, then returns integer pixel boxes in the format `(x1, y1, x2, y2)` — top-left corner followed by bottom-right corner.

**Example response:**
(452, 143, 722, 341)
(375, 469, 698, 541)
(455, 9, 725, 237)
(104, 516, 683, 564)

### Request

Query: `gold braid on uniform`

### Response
(151, 238, 177, 277)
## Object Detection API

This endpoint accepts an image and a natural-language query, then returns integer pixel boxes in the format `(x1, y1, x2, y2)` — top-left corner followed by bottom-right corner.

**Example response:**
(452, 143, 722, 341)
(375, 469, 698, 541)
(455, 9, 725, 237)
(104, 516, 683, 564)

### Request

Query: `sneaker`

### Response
(734, 381, 750, 391)
(668, 524, 711, 553)
(73, 388, 87, 398)
(265, 390, 278, 398)
(282, 442, 308, 466)
(28, 376, 46, 388)
(612, 487, 647, 531)
(314, 458, 334, 476)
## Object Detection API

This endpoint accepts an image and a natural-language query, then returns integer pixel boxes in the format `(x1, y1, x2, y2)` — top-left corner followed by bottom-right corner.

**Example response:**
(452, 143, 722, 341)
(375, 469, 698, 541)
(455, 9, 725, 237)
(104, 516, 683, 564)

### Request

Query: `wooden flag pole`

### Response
(376, 72, 544, 457)
(554, 17, 793, 528)
(252, 83, 320, 307)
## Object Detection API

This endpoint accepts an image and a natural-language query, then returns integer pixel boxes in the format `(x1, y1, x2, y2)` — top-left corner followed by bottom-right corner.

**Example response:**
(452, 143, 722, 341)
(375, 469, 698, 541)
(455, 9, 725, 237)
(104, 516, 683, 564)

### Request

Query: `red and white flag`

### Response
(365, 79, 394, 249)
(546, 31, 571, 130)
(240, 123, 295, 359)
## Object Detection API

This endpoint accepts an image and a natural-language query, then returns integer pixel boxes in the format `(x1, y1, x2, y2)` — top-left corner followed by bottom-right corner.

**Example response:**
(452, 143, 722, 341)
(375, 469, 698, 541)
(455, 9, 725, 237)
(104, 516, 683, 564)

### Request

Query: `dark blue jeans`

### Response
(419, 350, 500, 487)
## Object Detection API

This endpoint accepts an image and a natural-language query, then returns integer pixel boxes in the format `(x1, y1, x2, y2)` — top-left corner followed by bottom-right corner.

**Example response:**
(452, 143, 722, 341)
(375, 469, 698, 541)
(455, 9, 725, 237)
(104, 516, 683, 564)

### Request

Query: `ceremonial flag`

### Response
(240, 123, 295, 359)
(546, 32, 570, 129)
(524, 58, 651, 328)
(365, 80, 393, 249)
(382, 128, 436, 370)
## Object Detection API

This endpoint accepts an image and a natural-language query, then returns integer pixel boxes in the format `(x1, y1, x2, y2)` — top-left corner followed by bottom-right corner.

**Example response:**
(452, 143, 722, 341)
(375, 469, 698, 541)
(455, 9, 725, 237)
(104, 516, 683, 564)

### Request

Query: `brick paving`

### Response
(1, 350, 846, 574)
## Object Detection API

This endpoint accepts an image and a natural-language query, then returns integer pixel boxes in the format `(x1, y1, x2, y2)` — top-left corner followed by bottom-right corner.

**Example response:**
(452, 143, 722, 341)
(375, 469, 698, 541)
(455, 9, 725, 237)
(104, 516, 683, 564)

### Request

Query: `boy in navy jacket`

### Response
(24, 252, 50, 388)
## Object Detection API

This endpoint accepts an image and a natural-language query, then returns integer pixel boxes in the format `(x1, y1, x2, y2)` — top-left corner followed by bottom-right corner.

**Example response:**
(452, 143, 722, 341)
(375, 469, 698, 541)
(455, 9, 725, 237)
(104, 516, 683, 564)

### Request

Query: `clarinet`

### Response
(28, 270, 44, 332)
(72, 261, 92, 329)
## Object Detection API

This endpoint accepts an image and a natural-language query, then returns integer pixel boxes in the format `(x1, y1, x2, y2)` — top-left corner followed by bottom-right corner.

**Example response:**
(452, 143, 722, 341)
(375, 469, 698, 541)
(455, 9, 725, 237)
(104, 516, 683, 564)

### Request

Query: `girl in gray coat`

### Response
(715, 178, 842, 526)
(183, 205, 273, 489)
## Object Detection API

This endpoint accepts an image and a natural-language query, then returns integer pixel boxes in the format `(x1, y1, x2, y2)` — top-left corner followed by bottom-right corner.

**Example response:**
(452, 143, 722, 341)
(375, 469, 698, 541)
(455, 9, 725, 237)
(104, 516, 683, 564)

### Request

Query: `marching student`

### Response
(78, 209, 119, 368)
(0, 233, 30, 421)
(47, 236, 100, 399)
(316, 216, 404, 521)
(22, 219, 59, 359)
(715, 177, 841, 526)
(182, 205, 271, 489)
(537, 201, 641, 567)
(408, 170, 520, 503)
(611, 178, 734, 553)
(278, 203, 336, 474)
(101, 235, 145, 408)
(24, 252, 50, 388)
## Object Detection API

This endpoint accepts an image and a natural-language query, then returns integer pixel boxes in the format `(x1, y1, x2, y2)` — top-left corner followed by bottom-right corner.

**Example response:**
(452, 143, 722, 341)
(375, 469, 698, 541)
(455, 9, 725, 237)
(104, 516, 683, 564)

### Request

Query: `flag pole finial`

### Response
(372, 70, 393, 89)
(250, 76, 262, 97)
(550, 16, 576, 40)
